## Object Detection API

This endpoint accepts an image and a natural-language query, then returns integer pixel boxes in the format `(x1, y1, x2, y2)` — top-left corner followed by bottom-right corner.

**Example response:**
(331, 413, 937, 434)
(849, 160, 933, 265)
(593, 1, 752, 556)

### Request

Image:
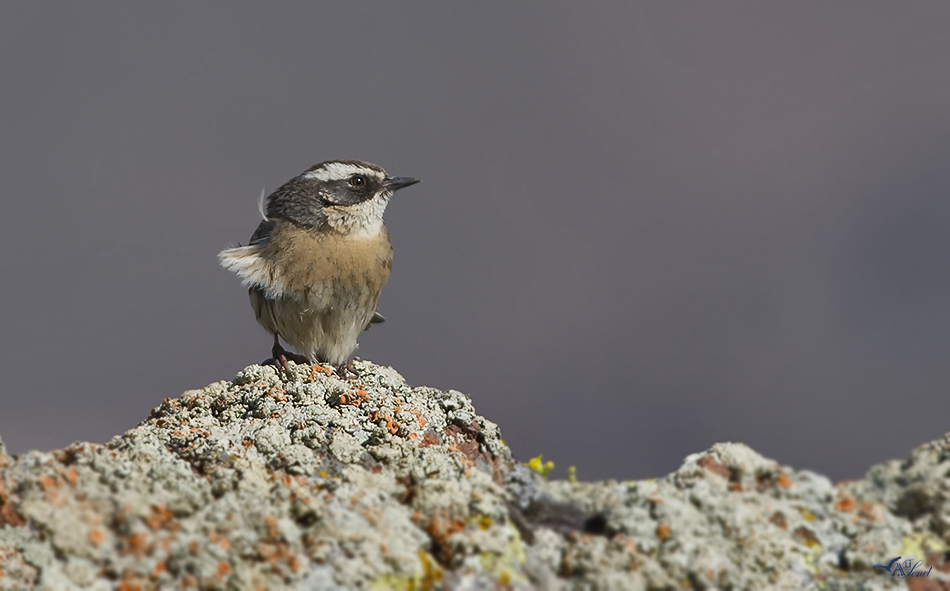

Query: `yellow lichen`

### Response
(901, 532, 948, 561)
(526, 455, 554, 480)
(797, 507, 816, 522)
(369, 550, 443, 591)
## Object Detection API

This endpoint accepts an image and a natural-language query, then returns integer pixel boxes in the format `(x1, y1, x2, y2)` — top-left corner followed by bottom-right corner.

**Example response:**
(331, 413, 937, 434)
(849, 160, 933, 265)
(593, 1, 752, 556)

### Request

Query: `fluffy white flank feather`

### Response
(217, 245, 286, 299)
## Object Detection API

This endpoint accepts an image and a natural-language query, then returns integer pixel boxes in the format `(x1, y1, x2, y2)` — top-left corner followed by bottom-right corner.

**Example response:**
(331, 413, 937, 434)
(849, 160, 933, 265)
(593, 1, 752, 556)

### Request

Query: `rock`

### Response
(0, 360, 946, 589)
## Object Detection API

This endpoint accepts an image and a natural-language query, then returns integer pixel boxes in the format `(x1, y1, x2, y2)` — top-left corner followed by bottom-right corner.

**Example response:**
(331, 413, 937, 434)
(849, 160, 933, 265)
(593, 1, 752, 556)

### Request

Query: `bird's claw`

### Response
(336, 361, 359, 379)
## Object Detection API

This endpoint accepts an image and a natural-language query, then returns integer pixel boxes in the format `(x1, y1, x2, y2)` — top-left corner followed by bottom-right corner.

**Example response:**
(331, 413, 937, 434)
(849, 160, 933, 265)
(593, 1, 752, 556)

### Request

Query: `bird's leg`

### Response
(271, 334, 290, 370)
(267, 335, 310, 368)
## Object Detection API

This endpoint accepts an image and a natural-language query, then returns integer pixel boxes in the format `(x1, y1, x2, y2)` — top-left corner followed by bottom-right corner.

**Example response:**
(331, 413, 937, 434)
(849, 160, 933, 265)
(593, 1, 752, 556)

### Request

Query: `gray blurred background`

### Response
(1, 2, 949, 482)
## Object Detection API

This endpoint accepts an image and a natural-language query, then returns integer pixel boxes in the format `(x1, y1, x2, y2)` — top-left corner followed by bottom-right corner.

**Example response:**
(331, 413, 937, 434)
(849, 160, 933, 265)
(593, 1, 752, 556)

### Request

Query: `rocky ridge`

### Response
(0, 360, 948, 590)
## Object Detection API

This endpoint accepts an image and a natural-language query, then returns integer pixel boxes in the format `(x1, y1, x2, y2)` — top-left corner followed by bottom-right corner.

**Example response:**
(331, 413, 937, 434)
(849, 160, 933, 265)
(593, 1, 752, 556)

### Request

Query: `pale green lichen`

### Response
(479, 527, 527, 587)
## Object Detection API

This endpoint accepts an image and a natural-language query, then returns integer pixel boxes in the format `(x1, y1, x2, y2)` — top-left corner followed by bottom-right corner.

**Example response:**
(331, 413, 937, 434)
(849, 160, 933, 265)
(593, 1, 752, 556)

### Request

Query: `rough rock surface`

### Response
(0, 360, 948, 590)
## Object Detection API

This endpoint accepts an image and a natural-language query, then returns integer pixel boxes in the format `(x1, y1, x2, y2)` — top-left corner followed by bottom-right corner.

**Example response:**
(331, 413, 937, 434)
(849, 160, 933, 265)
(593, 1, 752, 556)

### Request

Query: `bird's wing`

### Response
(363, 310, 386, 331)
(249, 219, 276, 246)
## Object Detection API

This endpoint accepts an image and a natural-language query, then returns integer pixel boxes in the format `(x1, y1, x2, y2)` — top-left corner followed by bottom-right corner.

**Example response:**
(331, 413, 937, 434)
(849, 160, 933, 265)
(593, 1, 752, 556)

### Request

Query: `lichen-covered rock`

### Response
(0, 361, 515, 590)
(0, 361, 948, 590)
(513, 445, 915, 590)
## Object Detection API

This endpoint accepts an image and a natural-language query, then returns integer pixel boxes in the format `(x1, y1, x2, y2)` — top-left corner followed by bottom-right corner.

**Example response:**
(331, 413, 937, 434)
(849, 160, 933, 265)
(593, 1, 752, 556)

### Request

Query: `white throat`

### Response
(324, 193, 390, 238)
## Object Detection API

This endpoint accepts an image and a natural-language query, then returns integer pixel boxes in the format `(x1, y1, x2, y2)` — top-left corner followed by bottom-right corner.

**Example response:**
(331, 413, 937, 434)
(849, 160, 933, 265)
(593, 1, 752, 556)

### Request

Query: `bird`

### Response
(218, 159, 420, 372)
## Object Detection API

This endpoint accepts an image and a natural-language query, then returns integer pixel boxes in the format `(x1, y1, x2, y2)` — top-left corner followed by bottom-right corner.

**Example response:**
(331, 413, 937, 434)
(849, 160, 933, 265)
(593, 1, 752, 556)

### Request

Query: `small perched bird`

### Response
(218, 159, 419, 370)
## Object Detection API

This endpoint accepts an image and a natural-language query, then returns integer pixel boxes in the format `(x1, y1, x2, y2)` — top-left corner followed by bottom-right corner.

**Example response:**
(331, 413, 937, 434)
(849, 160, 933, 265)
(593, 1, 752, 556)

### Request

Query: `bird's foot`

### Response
(266, 336, 310, 370)
(284, 351, 311, 364)
(335, 360, 359, 379)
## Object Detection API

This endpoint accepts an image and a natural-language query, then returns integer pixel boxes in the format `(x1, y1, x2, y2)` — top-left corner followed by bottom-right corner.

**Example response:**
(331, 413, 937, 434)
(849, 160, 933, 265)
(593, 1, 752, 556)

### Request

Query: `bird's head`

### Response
(264, 159, 420, 236)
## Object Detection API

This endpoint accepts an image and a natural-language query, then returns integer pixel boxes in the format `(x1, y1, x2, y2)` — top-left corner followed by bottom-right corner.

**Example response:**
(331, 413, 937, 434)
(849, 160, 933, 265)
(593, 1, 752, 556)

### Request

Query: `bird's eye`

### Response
(348, 175, 367, 188)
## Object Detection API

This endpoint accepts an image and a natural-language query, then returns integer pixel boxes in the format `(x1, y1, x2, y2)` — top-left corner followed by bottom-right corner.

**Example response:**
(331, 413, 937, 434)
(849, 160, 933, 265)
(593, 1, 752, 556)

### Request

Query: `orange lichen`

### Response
(309, 365, 333, 380)
(0, 495, 26, 527)
(776, 473, 793, 488)
(414, 411, 427, 428)
(835, 497, 855, 512)
(655, 523, 671, 540)
(88, 529, 104, 545)
(340, 389, 369, 406)
(265, 515, 280, 538)
(425, 516, 466, 563)
(122, 533, 149, 558)
(859, 501, 882, 522)
(144, 504, 175, 530)
(386, 417, 399, 434)
(266, 388, 287, 403)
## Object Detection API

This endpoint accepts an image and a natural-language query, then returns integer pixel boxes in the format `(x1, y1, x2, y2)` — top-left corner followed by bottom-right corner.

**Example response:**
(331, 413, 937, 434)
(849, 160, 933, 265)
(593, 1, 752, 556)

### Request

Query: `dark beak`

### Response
(384, 176, 421, 192)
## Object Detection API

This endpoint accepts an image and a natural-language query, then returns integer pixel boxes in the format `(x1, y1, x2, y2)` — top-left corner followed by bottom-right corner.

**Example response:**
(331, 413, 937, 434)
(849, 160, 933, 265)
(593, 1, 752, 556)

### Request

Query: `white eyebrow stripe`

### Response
(302, 162, 382, 182)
